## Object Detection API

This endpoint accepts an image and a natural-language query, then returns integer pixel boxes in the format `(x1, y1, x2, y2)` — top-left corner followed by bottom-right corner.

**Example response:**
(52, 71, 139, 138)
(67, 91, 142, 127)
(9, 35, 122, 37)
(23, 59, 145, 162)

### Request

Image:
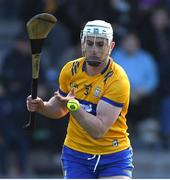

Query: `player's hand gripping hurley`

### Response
(23, 13, 57, 130)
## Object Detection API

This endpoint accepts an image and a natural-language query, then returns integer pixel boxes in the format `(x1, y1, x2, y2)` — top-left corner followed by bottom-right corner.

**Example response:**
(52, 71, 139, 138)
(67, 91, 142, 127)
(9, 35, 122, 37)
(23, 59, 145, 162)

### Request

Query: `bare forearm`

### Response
(38, 101, 68, 119)
(70, 108, 105, 139)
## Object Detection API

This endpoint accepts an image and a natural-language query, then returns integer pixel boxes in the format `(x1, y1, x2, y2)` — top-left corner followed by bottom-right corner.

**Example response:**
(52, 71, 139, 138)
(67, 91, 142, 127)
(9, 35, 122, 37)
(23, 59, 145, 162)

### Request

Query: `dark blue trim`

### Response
(77, 99, 97, 106)
(58, 88, 67, 97)
(77, 98, 97, 115)
(101, 59, 110, 74)
(82, 61, 86, 72)
(101, 97, 123, 107)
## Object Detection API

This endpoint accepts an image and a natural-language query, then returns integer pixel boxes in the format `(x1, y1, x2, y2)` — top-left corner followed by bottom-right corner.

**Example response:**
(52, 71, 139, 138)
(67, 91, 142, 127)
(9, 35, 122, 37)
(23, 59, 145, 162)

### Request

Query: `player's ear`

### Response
(111, 41, 115, 49)
(109, 41, 115, 55)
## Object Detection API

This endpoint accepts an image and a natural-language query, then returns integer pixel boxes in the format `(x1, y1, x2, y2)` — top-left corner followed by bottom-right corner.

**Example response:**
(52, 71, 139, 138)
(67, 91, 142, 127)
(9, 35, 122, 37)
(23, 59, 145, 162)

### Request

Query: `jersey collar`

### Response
(82, 58, 111, 75)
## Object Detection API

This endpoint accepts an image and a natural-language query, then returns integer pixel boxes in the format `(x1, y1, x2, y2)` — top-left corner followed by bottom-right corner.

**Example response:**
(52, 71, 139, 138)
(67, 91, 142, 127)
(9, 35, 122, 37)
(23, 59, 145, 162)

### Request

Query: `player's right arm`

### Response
(27, 61, 72, 119)
(27, 95, 69, 119)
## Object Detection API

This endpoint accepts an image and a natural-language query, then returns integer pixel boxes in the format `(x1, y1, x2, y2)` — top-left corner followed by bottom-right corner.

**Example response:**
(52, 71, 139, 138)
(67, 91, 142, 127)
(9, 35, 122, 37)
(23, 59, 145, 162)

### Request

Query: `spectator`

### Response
(111, 32, 159, 137)
(0, 32, 46, 176)
(139, 8, 170, 148)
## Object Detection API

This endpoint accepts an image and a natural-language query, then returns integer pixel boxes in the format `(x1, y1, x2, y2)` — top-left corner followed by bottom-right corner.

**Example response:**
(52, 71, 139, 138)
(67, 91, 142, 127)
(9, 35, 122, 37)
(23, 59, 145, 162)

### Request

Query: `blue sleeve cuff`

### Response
(58, 88, 67, 97)
(101, 97, 123, 108)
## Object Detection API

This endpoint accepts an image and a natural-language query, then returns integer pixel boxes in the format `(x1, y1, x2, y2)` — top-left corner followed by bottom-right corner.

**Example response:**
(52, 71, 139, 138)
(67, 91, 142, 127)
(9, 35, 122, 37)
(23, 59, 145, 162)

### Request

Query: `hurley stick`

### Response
(24, 13, 57, 130)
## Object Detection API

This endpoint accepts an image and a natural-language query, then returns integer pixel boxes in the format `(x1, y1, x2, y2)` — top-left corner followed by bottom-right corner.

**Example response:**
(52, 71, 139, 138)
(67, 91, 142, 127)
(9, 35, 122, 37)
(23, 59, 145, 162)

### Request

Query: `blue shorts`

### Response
(61, 146, 134, 179)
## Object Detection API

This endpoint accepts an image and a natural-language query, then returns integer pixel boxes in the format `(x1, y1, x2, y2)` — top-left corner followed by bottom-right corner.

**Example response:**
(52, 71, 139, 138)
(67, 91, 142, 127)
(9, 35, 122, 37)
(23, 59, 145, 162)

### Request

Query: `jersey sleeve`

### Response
(101, 77, 130, 108)
(58, 62, 71, 96)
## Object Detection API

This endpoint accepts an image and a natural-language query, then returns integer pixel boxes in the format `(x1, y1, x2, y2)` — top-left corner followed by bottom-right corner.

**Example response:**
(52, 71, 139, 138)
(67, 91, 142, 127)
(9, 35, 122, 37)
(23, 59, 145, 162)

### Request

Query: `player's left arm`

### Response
(70, 100, 122, 139)
(55, 88, 122, 139)
(70, 76, 129, 139)
(56, 74, 130, 139)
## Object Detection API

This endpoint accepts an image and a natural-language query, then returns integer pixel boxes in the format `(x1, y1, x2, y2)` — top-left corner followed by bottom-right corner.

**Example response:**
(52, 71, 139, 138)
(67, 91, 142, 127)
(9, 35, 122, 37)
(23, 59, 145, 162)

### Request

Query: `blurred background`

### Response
(0, 0, 170, 178)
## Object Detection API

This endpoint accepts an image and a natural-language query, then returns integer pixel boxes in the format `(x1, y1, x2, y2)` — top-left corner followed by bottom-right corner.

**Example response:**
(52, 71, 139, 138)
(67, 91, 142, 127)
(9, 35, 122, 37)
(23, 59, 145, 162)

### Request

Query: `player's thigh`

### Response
(62, 159, 95, 178)
(61, 146, 96, 178)
(98, 148, 134, 178)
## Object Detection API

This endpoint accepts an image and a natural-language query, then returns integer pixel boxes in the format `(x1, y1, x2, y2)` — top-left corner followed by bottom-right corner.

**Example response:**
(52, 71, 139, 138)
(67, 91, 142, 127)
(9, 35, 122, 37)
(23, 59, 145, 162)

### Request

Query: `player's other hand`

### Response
(54, 88, 75, 107)
(27, 95, 44, 112)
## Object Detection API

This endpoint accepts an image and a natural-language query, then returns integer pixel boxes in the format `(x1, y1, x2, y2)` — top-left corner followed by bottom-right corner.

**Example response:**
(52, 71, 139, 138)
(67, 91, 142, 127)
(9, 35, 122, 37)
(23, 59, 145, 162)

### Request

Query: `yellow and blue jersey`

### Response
(58, 57, 131, 155)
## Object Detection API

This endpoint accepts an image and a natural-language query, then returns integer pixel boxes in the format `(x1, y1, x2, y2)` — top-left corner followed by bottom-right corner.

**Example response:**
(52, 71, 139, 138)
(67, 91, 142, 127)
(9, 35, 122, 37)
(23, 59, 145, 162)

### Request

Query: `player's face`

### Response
(82, 36, 111, 67)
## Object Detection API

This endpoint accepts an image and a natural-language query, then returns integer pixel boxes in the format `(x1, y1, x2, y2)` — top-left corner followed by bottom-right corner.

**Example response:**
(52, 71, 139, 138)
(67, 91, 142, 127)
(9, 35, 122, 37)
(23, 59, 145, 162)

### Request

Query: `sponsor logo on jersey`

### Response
(80, 103, 93, 112)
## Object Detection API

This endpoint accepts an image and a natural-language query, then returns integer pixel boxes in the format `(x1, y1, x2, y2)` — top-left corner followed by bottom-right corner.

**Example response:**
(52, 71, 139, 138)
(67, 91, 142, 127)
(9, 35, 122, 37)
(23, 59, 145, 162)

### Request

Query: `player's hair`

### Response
(81, 20, 113, 44)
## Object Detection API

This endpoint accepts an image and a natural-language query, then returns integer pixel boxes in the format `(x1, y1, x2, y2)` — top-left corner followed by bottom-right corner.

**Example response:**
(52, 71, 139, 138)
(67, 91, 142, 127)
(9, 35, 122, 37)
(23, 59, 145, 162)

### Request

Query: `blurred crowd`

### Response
(0, 0, 170, 177)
